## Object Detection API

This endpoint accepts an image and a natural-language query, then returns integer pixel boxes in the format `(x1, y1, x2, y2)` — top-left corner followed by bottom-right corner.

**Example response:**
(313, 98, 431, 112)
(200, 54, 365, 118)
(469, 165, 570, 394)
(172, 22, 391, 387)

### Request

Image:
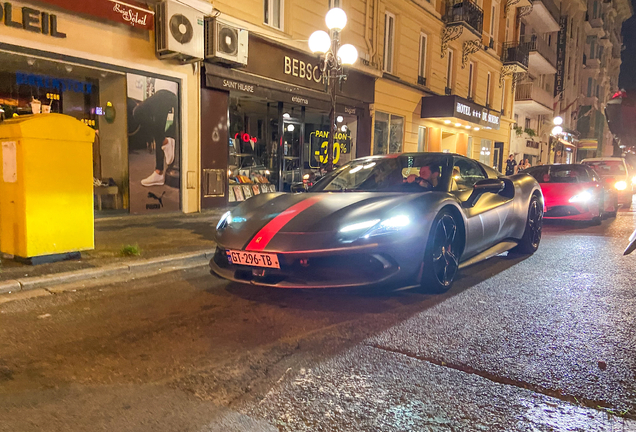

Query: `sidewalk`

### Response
(0, 209, 226, 285)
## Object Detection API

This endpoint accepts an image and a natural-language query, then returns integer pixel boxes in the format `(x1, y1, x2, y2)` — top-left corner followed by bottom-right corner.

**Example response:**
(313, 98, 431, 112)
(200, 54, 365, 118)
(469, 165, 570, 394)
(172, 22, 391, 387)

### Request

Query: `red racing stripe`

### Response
(245, 195, 325, 251)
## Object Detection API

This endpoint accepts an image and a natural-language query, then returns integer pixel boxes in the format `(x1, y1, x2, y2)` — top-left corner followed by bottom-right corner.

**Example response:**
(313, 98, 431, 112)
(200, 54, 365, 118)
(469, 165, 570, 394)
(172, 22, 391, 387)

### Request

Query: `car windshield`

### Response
(310, 155, 449, 192)
(583, 160, 625, 176)
(525, 166, 590, 183)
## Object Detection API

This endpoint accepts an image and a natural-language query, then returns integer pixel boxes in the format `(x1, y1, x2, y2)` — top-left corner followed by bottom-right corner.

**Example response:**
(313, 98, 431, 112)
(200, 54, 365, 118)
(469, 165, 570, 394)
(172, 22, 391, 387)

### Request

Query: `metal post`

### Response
(326, 29, 341, 172)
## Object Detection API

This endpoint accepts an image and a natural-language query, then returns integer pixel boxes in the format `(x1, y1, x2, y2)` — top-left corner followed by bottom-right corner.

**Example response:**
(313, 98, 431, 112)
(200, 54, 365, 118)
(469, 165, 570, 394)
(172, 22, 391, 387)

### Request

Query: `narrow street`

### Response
(1, 213, 635, 431)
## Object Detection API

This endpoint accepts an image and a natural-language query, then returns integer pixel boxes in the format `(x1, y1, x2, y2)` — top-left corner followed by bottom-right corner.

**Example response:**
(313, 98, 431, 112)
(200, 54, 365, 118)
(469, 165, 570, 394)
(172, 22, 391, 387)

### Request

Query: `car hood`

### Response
(216, 192, 431, 251)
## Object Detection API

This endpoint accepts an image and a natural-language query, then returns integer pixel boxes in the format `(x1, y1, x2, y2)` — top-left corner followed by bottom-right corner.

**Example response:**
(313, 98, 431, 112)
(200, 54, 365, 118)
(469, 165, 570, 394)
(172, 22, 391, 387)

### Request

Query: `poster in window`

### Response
(126, 73, 180, 213)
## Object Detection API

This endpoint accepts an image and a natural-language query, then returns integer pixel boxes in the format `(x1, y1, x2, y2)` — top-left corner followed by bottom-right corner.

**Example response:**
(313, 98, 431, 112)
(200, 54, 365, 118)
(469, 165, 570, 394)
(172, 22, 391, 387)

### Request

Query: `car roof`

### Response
(581, 157, 625, 162)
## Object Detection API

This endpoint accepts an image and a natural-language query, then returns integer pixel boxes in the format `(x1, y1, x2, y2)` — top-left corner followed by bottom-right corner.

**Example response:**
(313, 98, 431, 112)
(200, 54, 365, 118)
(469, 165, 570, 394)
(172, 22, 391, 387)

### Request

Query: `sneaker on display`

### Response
(162, 137, 175, 166)
(141, 171, 165, 187)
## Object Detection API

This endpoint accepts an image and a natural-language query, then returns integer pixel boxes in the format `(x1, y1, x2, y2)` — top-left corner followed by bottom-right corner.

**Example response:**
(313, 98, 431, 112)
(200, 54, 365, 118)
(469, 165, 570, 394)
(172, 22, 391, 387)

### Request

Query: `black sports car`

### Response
(211, 153, 543, 293)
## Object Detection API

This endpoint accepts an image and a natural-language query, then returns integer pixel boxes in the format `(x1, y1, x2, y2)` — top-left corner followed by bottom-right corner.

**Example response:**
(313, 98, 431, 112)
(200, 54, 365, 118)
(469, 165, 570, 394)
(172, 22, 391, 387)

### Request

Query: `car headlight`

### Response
(339, 215, 411, 240)
(615, 180, 627, 191)
(216, 211, 232, 230)
(569, 190, 594, 203)
(364, 215, 411, 238)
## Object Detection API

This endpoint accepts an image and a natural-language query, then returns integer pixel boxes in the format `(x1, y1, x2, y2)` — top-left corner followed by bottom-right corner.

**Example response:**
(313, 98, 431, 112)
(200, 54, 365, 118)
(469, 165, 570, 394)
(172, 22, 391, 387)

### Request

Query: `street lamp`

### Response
(309, 8, 358, 171)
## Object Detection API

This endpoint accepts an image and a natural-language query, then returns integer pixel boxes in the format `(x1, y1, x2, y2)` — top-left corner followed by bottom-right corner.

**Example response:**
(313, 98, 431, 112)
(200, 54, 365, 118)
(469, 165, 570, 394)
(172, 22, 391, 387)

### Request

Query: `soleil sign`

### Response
(0, 2, 66, 38)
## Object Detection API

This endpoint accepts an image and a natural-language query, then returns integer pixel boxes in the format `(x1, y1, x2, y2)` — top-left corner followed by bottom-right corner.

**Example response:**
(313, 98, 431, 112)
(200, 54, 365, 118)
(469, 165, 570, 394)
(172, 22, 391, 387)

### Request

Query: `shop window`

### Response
(264, 0, 284, 30)
(383, 12, 396, 74)
(417, 126, 427, 152)
(479, 139, 492, 165)
(418, 33, 427, 85)
(373, 112, 403, 155)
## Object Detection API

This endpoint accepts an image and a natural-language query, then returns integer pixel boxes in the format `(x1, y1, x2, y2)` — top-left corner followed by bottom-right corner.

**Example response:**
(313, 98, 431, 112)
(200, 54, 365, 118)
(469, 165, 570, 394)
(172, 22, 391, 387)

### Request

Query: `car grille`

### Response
(213, 247, 399, 286)
(545, 206, 581, 217)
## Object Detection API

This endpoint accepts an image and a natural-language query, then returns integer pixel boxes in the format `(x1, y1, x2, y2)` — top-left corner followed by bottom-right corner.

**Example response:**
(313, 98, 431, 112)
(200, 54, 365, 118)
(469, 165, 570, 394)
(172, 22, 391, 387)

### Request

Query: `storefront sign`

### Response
(420, 95, 501, 130)
(310, 129, 351, 167)
(283, 56, 322, 83)
(0, 2, 66, 37)
(222, 79, 254, 93)
(291, 95, 309, 105)
(16, 72, 94, 94)
(35, 0, 153, 31)
(554, 16, 568, 97)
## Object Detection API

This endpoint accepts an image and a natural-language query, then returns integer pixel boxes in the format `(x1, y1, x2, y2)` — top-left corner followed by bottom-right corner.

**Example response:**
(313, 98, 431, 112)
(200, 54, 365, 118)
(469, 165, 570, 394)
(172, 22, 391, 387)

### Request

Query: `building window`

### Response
(373, 112, 404, 154)
(587, 77, 593, 97)
(418, 126, 427, 152)
(490, 2, 498, 41)
(468, 61, 475, 99)
(525, 117, 531, 129)
(567, 57, 572, 80)
(501, 79, 506, 115)
(264, 0, 283, 30)
(486, 71, 491, 107)
(383, 12, 396, 73)
(446, 49, 454, 91)
(590, 39, 596, 59)
(418, 33, 427, 84)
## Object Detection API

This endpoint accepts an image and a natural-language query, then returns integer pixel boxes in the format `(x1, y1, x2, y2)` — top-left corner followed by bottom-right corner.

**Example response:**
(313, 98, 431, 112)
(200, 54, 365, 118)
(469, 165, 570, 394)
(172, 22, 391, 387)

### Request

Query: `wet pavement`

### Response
(0, 210, 635, 431)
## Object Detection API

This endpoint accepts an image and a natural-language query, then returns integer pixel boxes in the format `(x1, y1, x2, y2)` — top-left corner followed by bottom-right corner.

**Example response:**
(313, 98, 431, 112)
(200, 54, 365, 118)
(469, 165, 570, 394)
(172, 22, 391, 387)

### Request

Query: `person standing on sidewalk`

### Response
(505, 154, 517, 176)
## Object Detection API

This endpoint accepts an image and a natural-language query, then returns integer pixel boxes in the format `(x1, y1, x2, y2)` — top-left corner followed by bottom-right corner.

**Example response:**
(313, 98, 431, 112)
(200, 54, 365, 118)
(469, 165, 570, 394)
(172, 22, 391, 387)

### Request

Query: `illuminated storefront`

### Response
(0, 0, 201, 214)
(201, 35, 374, 209)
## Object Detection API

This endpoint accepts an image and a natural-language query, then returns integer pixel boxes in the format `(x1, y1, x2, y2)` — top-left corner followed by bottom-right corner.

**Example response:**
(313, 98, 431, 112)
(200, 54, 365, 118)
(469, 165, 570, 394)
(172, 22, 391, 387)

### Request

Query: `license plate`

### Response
(226, 250, 280, 269)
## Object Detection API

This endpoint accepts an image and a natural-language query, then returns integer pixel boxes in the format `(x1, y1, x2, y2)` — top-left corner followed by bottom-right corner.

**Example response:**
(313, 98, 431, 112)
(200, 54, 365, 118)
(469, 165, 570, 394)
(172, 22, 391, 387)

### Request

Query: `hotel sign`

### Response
(421, 95, 501, 130)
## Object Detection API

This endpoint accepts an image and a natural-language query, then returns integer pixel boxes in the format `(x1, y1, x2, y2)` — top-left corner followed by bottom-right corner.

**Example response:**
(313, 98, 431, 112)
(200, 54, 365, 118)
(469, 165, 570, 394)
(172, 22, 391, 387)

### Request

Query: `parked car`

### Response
(212, 153, 543, 293)
(581, 157, 635, 207)
(522, 164, 618, 224)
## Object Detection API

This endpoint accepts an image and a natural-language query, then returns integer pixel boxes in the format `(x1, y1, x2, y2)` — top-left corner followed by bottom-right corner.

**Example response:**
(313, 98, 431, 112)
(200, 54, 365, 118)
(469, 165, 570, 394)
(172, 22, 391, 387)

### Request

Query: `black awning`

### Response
(421, 95, 501, 130)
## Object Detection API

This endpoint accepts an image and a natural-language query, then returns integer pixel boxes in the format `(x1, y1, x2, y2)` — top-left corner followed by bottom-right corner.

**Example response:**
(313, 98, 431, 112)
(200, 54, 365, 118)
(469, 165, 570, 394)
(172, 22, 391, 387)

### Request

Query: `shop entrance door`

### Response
(281, 119, 302, 191)
(201, 88, 229, 209)
(494, 142, 504, 172)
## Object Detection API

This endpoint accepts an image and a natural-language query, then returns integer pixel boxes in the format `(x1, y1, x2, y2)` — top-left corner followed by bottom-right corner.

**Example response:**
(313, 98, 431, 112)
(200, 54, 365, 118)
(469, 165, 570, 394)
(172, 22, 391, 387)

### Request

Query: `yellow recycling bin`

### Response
(0, 114, 95, 263)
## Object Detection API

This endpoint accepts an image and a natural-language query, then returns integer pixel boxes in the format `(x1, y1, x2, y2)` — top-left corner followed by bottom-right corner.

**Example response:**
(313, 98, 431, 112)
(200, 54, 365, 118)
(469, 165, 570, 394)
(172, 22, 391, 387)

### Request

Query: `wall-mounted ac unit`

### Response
(156, 0, 204, 62)
(205, 18, 248, 66)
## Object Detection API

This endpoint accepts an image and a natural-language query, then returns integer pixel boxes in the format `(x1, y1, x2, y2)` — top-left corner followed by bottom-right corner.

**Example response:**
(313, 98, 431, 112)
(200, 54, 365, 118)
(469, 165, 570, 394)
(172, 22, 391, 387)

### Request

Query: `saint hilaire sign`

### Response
(24, 0, 154, 31)
(0, 2, 66, 37)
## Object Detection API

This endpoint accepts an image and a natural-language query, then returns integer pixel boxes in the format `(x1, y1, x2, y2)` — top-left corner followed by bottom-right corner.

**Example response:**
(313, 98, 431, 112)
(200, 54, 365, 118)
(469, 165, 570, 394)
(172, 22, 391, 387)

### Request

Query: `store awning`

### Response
(577, 139, 598, 150)
(421, 95, 501, 130)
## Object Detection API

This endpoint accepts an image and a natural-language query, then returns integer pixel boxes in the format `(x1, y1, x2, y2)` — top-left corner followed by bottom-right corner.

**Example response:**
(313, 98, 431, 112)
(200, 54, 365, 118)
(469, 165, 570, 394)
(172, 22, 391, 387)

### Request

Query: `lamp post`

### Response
(551, 116, 564, 164)
(309, 8, 358, 171)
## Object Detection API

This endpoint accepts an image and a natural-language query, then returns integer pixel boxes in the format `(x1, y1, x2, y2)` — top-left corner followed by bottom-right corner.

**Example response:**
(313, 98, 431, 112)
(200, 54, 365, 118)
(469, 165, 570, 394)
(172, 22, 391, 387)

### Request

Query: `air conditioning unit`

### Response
(205, 18, 248, 66)
(156, 0, 204, 62)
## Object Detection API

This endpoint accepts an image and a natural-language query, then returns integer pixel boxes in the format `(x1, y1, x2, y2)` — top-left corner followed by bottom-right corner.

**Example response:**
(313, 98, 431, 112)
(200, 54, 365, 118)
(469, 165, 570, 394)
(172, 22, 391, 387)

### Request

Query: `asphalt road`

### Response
(0, 212, 635, 431)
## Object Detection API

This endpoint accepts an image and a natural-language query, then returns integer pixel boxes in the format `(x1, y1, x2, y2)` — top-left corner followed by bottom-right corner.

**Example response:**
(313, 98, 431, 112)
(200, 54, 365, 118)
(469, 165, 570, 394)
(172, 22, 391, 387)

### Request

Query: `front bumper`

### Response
(544, 203, 599, 220)
(209, 239, 424, 289)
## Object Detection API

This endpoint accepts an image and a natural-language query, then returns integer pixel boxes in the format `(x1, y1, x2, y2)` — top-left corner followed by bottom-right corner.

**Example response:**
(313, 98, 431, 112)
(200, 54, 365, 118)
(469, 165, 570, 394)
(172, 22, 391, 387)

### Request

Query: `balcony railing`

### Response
(515, 82, 554, 109)
(533, 0, 560, 23)
(521, 34, 557, 68)
(502, 42, 530, 68)
(444, 0, 484, 35)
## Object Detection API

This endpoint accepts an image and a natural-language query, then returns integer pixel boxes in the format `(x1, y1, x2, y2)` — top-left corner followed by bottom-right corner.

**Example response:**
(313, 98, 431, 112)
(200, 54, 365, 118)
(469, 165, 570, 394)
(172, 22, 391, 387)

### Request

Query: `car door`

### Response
(451, 156, 513, 257)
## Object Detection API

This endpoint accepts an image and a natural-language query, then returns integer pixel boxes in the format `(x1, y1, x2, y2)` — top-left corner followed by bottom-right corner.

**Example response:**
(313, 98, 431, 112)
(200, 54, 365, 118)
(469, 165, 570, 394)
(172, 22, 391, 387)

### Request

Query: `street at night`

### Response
(1, 212, 635, 431)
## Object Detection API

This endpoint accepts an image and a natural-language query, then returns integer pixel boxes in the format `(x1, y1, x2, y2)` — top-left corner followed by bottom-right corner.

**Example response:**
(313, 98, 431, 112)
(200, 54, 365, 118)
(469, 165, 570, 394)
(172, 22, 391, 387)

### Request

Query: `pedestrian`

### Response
(516, 158, 525, 173)
(505, 154, 517, 175)
(524, 158, 532, 169)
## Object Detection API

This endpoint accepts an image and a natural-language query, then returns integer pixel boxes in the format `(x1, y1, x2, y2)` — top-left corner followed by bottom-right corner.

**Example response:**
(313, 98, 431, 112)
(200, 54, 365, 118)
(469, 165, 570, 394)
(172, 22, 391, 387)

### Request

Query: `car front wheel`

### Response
(420, 211, 462, 294)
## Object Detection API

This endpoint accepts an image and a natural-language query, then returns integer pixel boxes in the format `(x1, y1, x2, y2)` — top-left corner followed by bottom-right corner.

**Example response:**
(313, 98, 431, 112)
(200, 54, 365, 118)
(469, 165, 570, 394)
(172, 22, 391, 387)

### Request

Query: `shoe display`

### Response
(141, 171, 165, 187)
(162, 138, 175, 166)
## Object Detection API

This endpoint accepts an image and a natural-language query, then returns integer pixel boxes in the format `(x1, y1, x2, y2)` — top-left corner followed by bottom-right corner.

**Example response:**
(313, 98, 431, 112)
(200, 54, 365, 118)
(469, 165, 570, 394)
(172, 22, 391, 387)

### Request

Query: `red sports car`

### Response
(522, 164, 618, 224)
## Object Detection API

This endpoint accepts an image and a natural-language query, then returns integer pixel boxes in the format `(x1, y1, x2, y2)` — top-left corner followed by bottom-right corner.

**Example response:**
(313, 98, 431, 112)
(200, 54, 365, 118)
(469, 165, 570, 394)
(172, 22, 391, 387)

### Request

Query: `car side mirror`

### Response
(290, 182, 307, 193)
(463, 179, 505, 208)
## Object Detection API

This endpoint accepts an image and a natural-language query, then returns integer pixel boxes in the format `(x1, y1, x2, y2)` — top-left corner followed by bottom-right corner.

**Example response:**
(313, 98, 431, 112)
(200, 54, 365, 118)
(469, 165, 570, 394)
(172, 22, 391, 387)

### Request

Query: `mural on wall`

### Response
(126, 73, 180, 213)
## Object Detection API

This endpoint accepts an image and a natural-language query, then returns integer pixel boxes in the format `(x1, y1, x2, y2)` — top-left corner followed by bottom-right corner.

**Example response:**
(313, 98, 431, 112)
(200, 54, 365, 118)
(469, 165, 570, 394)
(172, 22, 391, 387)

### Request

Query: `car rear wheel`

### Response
(420, 211, 461, 294)
(512, 195, 543, 255)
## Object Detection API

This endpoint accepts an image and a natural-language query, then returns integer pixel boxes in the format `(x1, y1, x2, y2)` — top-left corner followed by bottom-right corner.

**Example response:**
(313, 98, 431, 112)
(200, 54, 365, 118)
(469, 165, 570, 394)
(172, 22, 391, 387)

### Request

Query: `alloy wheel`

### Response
(432, 214, 460, 287)
(527, 199, 543, 248)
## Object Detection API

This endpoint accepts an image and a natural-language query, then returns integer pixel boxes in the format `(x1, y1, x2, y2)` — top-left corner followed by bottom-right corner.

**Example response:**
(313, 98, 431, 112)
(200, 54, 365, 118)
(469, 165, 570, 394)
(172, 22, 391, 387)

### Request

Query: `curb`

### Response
(1, 249, 216, 296)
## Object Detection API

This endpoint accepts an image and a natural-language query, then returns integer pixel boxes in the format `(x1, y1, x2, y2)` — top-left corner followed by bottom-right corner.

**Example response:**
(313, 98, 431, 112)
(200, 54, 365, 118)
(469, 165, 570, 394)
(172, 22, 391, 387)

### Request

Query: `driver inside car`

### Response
(405, 165, 440, 189)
